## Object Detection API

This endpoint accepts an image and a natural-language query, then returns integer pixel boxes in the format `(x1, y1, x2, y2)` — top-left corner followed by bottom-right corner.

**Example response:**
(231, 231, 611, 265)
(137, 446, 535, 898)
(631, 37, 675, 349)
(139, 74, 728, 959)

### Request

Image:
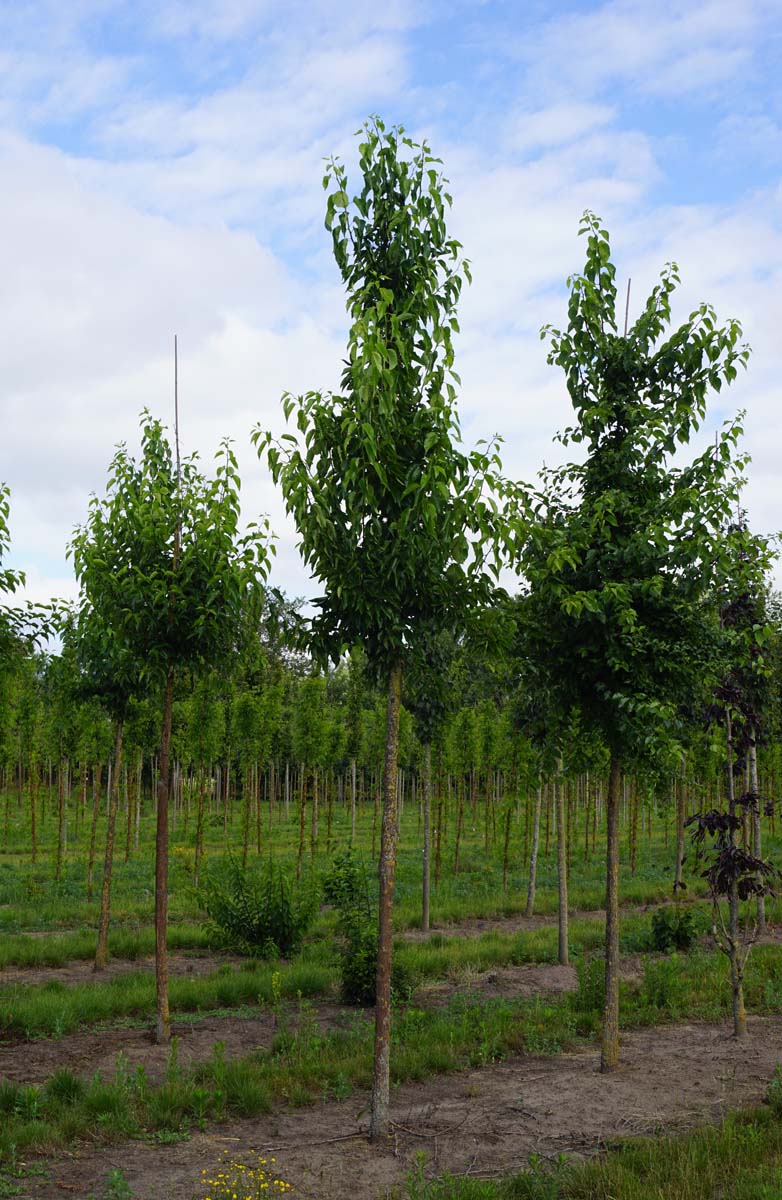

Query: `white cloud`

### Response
(2, 0, 781, 608)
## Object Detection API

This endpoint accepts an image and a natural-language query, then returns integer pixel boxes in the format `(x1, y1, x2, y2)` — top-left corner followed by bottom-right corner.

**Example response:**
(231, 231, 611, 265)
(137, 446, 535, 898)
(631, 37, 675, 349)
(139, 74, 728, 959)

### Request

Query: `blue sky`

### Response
(1, 0, 781, 600)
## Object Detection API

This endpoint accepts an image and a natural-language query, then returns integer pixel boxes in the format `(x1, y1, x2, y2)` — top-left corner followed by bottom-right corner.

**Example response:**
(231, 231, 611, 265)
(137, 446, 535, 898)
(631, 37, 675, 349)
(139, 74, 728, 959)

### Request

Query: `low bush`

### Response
(650, 905, 698, 953)
(198, 858, 317, 958)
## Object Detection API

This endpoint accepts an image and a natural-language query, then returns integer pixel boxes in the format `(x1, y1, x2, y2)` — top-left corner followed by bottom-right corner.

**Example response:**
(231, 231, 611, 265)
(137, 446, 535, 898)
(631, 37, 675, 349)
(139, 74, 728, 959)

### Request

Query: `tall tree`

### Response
(70, 414, 272, 1042)
(255, 118, 510, 1139)
(517, 212, 750, 1072)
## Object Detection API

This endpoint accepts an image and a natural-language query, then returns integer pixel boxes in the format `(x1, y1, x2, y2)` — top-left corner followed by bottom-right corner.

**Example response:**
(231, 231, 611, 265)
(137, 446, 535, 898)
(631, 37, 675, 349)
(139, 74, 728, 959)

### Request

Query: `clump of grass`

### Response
(404, 1106, 782, 1198)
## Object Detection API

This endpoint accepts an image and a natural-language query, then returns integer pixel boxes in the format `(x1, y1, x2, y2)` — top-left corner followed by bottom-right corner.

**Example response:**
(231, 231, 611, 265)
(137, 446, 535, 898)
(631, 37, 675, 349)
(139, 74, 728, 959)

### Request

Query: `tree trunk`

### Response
(94, 722, 123, 971)
(194, 766, 206, 889)
(350, 756, 357, 844)
(154, 668, 175, 1044)
(369, 657, 403, 1143)
(749, 730, 765, 934)
(87, 764, 102, 901)
(556, 761, 569, 966)
(601, 754, 621, 1072)
(525, 785, 542, 918)
(674, 765, 686, 895)
(422, 741, 432, 933)
(55, 742, 64, 882)
(726, 712, 747, 1038)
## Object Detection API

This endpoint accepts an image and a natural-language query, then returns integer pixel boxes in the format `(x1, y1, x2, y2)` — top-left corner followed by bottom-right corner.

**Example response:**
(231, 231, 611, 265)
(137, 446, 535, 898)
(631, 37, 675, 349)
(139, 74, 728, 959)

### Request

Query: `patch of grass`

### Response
(403, 1106, 782, 1199)
(0, 958, 333, 1039)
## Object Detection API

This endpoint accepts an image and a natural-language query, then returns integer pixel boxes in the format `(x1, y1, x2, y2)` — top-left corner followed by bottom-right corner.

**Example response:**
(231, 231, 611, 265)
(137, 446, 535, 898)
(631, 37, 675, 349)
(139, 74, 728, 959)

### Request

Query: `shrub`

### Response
(650, 905, 698, 953)
(766, 1066, 782, 1117)
(339, 914, 413, 1006)
(322, 848, 369, 910)
(198, 858, 318, 958)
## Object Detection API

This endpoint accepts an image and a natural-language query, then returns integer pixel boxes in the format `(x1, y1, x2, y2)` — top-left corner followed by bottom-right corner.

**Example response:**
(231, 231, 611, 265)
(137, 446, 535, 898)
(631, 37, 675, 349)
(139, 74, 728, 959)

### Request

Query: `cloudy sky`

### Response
(2, 0, 781, 605)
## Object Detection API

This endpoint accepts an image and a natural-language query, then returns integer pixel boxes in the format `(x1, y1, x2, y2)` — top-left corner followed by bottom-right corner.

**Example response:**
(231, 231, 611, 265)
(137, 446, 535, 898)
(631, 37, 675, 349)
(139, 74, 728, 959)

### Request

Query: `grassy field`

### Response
(0, 786, 780, 1197)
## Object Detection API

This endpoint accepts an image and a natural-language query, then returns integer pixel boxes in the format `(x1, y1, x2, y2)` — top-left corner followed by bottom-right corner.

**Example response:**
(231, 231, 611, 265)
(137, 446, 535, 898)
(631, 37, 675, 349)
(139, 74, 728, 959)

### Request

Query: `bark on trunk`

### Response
(154, 668, 175, 1044)
(94, 722, 123, 971)
(369, 658, 403, 1143)
(601, 754, 621, 1072)
(749, 731, 765, 933)
(726, 712, 747, 1038)
(422, 741, 431, 933)
(525, 785, 542, 918)
(556, 761, 569, 966)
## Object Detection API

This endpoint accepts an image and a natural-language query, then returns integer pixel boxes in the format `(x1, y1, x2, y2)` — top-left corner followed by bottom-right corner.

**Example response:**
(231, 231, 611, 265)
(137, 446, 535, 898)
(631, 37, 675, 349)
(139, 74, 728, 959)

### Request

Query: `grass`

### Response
(0, 992, 579, 1162)
(0, 904, 776, 1041)
(3, 944, 782, 1162)
(402, 1104, 782, 1199)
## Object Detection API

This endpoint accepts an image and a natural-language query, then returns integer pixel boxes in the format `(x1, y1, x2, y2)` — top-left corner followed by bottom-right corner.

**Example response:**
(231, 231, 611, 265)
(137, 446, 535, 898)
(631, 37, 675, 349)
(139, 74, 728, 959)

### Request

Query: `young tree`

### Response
(517, 212, 750, 1071)
(70, 414, 272, 1042)
(254, 118, 510, 1139)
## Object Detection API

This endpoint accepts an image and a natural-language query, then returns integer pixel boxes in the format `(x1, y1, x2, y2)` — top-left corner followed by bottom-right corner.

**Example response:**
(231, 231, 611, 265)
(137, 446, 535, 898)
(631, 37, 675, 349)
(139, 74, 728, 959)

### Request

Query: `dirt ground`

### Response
(0, 962, 577, 1085)
(0, 951, 243, 990)
(22, 1016, 782, 1200)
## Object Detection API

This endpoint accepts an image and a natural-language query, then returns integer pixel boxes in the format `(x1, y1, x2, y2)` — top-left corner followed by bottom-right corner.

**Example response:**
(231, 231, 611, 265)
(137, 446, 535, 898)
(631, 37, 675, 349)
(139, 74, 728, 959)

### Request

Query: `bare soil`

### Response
(0, 962, 574, 1085)
(23, 1016, 782, 1200)
(0, 951, 243, 991)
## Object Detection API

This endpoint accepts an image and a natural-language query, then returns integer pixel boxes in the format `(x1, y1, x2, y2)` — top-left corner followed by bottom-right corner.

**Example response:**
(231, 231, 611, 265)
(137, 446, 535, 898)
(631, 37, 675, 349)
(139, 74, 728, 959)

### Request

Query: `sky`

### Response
(1, 0, 781, 607)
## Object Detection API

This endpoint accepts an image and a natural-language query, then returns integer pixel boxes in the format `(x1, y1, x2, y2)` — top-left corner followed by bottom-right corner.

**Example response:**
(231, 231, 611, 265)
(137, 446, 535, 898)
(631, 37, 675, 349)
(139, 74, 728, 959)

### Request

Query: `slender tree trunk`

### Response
(422, 741, 431, 933)
(134, 752, 142, 850)
(502, 801, 512, 892)
(369, 657, 403, 1143)
(749, 730, 765, 933)
(194, 766, 206, 889)
(297, 761, 308, 880)
(55, 742, 64, 882)
(556, 761, 569, 966)
(350, 756, 357, 844)
(154, 668, 175, 1044)
(87, 764, 102, 901)
(674, 765, 686, 895)
(30, 763, 38, 865)
(95, 722, 123, 971)
(725, 712, 747, 1038)
(525, 785, 542, 918)
(601, 754, 621, 1072)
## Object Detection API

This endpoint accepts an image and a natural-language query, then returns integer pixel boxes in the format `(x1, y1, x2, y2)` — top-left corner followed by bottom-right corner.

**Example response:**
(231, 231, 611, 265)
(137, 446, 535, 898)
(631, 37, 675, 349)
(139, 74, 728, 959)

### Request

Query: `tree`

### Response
(70, 414, 272, 1042)
(687, 517, 777, 1035)
(517, 212, 751, 1071)
(254, 117, 510, 1139)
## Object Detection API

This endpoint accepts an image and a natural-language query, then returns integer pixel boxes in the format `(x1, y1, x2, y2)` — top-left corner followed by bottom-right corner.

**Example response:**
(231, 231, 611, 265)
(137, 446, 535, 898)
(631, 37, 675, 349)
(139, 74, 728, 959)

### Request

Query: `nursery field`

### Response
(1, 781, 781, 1200)
(3, 116, 782, 1200)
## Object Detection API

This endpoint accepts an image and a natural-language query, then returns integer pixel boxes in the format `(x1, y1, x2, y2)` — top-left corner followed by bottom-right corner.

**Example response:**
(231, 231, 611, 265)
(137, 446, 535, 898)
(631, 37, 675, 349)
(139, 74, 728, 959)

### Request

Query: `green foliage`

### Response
(325, 848, 412, 1005)
(519, 211, 751, 768)
(199, 858, 317, 958)
(322, 847, 368, 910)
(766, 1066, 782, 1117)
(69, 413, 273, 690)
(253, 117, 510, 673)
(338, 916, 413, 1007)
(650, 905, 698, 953)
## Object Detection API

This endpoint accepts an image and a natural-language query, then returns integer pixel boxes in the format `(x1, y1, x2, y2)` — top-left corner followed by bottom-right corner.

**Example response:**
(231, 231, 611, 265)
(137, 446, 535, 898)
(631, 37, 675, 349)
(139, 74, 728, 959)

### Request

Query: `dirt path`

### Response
(25, 1016, 782, 1200)
(0, 950, 243, 990)
(0, 963, 577, 1085)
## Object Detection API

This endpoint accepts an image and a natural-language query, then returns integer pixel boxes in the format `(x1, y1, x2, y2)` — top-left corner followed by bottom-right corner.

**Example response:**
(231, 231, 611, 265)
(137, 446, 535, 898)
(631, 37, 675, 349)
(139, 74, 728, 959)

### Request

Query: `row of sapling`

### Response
(3, 115, 777, 1110)
(5, 621, 780, 883)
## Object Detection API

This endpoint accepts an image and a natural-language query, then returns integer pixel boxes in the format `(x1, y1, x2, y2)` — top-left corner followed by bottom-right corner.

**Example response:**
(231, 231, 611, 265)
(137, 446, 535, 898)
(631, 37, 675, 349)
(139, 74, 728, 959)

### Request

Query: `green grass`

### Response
(402, 1104, 782, 1199)
(3, 945, 782, 1163)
